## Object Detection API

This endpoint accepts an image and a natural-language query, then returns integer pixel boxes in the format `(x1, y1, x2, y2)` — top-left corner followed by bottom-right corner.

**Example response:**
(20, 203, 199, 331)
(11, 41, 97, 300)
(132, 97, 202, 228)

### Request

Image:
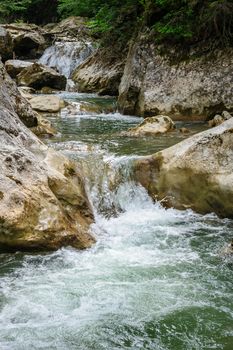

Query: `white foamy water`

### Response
(39, 41, 95, 78)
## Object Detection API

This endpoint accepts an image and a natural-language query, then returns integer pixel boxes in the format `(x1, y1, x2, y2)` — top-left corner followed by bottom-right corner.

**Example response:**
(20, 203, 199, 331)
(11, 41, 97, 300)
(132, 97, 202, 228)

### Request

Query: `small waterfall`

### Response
(76, 149, 145, 218)
(39, 41, 95, 78)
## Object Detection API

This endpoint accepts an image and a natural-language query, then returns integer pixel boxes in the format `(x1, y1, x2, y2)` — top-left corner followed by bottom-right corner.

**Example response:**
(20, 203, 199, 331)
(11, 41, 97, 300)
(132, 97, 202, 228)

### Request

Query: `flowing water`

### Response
(39, 42, 95, 78)
(0, 93, 232, 350)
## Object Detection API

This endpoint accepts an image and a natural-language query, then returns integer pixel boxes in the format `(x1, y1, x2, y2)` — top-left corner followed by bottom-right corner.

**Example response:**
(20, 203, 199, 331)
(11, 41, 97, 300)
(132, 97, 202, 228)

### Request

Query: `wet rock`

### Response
(123, 115, 175, 137)
(0, 59, 95, 252)
(208, 110, 232, 127)
(5, 59, 33, 79)
(179, 127, 190, 134)
(0, 27, 13, 61)
(118, 36, 233, 119)
(29, 95, 65, 113)
(31, 114, 56, 137)
(17, 63, 67, 90)
(134, 118, 233, 218)
(62, 101, 105, 117)
(72, 50, 124, 96)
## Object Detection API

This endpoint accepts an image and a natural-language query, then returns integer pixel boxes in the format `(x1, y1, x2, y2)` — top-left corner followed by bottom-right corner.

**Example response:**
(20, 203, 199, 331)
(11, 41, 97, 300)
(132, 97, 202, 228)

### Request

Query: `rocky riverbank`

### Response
(0, 58, 95, 252)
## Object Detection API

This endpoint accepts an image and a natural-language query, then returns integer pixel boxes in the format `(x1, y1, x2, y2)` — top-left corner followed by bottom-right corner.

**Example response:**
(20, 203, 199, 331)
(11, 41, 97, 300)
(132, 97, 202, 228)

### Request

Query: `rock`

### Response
(221, 240, 233, 256)
(29, 95, 65, 113)
(17, 63, 67, 90)
(18, 86, 35, 94)
(118, 35, 233, 119)
(72, 50, 124, 96)
(208, 114, 224, 127)
(5, 59, 33, 79)
(2, 23, 47, 59)
(0, 59, 95, 251)
(179, 127, 190, 134)
(208, 110, 232, 127)
(46, 16, 91, 40)
(0, 60, 38, 128)
(134, 118, 233, 218)
(31, 114, 56, 137)
(222, 111, 232, 120)
(0, 27, 13, 61)
(123, 115, 175, 137)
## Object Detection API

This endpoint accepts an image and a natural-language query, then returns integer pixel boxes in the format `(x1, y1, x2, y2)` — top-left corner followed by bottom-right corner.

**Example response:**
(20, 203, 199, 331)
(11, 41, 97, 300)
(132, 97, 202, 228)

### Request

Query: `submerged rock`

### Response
(5, 59, 33, 79)
(0, 59, 95, 252)
(134, 118, 233, 218)
(17, 63, 67, 90)
(123, 115, 175, 137)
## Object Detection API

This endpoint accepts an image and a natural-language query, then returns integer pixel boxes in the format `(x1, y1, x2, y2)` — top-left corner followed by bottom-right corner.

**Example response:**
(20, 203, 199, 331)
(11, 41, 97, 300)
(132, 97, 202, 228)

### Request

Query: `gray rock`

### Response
(134, 118, 233, 218)
(5, 59, 33, 79)
(0, 27, 13, 61)
(118, 36, 233, 119)
(17, 63, 67, 90)
(123, 115, 175, 137)
(0, 59, 95, 251)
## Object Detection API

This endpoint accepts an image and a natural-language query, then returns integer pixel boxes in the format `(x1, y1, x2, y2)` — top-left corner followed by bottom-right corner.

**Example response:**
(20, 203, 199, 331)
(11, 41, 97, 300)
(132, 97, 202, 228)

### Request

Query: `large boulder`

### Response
(2, 23, 47, 59)
(123, 115, 175, 137)
(72, 50, 124, 96)
(17, 63, 67, 90)
(29, 95, 65, 113)
(0, 27, 13, 61)
(5, 59, 33, 79)
(118, 34, 233, 119)
(134, 118, 233, 218)
(0, 60, 95, 252)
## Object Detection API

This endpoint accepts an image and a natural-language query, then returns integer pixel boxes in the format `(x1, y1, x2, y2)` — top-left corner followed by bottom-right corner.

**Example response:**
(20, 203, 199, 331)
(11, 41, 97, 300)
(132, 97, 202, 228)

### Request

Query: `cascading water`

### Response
(0, 93, 232, 350)
(39, 41, 95, 78)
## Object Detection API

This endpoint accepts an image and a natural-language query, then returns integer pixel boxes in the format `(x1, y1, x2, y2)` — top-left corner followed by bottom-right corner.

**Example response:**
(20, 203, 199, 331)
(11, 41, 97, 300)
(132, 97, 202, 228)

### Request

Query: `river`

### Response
(0, 93, 232, 350)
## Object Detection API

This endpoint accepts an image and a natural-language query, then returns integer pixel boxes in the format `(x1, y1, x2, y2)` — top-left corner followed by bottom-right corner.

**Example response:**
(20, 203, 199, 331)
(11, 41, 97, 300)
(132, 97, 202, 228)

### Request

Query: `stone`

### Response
(17, 63, 67, 90)
(134, 118, 233, 218)
(29, 95, 65, 113)
(72, 50, 124, 96)
(179, 127, 190, 133)
(0, 60, 38, 128)
(0, 27, 13, 61)
(5, 59, 33, 79)
(0, 59, 95, 252)
(47, 16, 91, 40)
(208, 110, 232, 127)
(2, 23, 47, 59)
(118, 35, 233, 119)
(123, 115, 175, 137)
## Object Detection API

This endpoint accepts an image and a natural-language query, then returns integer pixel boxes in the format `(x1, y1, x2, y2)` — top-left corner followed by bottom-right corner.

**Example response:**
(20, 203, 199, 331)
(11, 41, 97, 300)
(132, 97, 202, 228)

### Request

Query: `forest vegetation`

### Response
(0, 0, 232, 47)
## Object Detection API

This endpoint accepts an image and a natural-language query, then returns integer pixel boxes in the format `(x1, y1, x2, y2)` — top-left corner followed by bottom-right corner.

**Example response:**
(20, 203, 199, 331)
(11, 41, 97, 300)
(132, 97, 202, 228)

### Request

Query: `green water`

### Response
(0, 94, 232, 350)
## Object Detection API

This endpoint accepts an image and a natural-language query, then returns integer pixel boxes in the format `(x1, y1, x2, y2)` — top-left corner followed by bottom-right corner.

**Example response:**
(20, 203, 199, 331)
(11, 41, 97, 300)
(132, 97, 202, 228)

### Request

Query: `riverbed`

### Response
(0, 94, 232, 350)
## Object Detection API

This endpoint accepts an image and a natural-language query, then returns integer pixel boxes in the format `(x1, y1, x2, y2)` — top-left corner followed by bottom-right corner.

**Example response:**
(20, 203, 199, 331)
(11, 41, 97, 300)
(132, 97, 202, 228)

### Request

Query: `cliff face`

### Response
(118, 35, 233, 120)
(0, 61, 95, 252)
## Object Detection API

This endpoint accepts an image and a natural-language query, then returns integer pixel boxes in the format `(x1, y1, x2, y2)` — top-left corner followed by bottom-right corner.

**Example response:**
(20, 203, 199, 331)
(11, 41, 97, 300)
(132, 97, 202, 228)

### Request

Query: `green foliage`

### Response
(0, 0, 31, 21)
(0, 0, 232, 47)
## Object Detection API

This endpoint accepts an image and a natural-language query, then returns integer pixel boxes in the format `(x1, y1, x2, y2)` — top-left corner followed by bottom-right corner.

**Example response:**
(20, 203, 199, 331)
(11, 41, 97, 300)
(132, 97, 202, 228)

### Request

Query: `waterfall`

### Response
(39, 41, 95, 78)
